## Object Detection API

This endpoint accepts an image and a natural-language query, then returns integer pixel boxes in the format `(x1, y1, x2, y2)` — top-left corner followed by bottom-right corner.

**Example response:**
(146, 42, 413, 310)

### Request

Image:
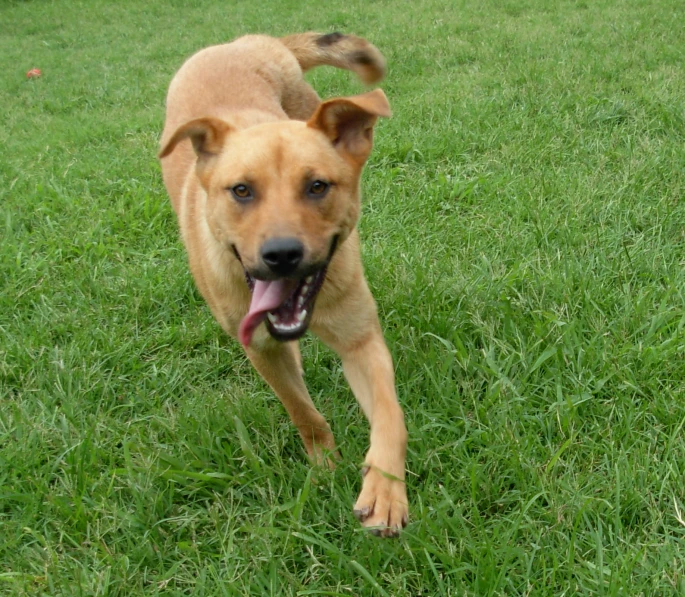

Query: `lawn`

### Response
(2, 0, 685, 594)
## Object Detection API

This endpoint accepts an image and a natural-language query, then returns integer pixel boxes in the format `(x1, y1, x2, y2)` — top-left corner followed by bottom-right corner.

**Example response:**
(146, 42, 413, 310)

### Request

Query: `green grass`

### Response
(2, 0, 685, 594)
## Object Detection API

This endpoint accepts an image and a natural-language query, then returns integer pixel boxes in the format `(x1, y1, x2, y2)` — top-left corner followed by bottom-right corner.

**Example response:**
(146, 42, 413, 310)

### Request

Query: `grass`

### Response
(2, 0, 685, 594)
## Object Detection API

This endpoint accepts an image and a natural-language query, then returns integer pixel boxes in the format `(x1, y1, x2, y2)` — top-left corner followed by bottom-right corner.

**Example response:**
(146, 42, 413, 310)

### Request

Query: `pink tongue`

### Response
(238, 279, 297, 347)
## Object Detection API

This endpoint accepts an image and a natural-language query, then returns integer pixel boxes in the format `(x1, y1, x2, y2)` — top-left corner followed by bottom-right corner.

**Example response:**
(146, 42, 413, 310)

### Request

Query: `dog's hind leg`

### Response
(246, 341, 337, 468)
(281, 81, 321, 121)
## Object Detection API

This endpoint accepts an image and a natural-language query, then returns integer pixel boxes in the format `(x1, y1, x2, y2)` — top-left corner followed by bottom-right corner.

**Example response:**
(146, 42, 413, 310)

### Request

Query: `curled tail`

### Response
(280, 32, 386, 84)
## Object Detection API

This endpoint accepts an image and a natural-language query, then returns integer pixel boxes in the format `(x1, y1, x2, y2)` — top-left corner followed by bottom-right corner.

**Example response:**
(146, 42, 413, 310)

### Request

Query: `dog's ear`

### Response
(307, 89, 391, 163)
(158, 117, 233, 159)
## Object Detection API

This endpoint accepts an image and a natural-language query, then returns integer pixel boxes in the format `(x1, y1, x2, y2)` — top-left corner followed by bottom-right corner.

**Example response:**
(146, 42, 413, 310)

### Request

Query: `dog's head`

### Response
(159, 89, 390, 346)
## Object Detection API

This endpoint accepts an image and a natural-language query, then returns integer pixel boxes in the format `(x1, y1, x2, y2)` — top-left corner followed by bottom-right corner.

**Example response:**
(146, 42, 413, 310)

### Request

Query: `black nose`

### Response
(260, 237, 304, 276)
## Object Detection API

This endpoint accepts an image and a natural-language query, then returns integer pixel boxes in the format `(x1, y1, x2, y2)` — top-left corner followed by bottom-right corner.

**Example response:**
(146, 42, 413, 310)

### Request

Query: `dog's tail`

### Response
(280, 32, 386, 84)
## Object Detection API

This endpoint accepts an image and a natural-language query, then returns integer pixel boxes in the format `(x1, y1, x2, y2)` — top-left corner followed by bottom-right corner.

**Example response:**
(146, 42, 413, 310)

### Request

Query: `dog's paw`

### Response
(303, 428, 339, 471)
(309, 445, 339, 472)
(353, 465, 408, 538)
(296, 417, 338, 470)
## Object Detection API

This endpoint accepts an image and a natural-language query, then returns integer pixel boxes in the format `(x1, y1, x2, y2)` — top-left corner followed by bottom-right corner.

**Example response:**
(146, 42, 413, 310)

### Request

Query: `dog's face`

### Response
(160, 89, 390, 346)
(203, 121, 358, 278)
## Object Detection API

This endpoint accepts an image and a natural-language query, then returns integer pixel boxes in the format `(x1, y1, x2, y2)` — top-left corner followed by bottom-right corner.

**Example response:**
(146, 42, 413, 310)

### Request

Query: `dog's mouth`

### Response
(235, 237, 338, 347)
(238, 268, 328, 346)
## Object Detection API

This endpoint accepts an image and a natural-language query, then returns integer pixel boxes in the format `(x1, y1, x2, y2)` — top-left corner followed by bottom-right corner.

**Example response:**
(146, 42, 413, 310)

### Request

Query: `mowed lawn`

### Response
(2, 0, 685, 594)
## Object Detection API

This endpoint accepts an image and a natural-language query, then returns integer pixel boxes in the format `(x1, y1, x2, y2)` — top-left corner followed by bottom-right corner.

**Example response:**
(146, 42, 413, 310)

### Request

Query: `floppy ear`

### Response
(307, 88, 391, 163)
(158, 117, 233, 159)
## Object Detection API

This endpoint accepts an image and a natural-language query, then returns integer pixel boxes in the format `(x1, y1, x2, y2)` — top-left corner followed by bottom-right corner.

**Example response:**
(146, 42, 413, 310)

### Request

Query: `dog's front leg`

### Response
(343, 330, 408, 536)
(318, 315, 408, 537)
(246, 341, 337, 468)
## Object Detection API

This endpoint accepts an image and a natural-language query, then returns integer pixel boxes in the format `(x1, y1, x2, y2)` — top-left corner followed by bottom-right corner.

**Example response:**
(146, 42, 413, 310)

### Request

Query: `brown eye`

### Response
(307, 180, 330, 198)
(230, 184, 253, 202)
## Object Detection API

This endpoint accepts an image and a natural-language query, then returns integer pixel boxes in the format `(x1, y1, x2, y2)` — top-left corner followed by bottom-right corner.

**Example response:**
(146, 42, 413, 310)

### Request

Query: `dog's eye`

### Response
(307, 180, 330, 198)
(230, 184, 253, 202)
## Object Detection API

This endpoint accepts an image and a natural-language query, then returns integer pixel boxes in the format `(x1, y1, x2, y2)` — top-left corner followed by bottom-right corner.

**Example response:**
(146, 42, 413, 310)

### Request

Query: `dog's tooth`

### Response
(301, 284, 310, 295)
(267, 313, 277, 324)
(297, 310, 307, 322)
(306, 275, 314, 284)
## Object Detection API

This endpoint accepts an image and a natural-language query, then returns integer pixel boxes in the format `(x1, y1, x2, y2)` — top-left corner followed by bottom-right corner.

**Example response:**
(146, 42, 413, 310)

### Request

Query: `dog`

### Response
(158, 32, 407, 536)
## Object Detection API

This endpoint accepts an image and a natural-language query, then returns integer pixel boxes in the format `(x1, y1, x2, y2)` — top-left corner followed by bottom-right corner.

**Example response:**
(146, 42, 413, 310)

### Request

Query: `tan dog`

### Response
(159, 32, 407, 536)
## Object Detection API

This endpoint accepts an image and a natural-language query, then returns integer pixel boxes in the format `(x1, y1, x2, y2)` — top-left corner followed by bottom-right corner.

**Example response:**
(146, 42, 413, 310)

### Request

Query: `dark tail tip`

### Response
(349, 50, 375, 66)
(317, 32, 346, 47)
